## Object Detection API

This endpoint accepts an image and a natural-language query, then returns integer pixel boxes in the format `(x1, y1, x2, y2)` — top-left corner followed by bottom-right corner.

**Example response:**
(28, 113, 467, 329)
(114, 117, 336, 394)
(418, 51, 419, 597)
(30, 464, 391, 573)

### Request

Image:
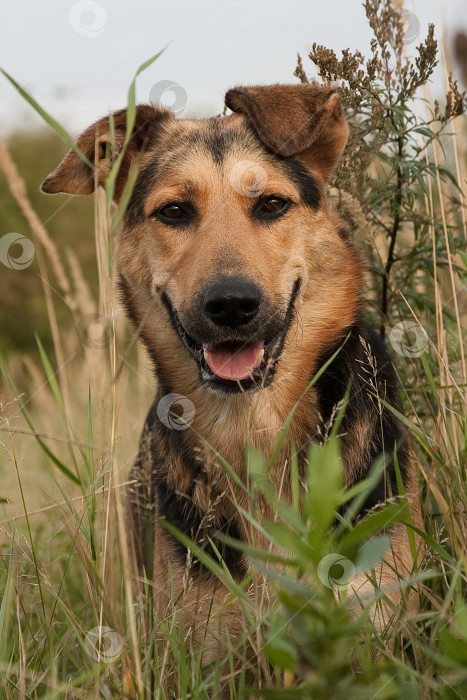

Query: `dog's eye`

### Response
(152, 202, 194, 226)
(255, 196, 291, 220)
(262, 197, 288, 213)
(158, 204, 185, 220)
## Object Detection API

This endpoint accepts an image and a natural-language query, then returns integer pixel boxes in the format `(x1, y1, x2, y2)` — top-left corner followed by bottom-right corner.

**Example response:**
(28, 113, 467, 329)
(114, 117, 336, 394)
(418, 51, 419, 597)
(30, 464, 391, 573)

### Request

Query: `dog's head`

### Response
(42, 84, 362, 395)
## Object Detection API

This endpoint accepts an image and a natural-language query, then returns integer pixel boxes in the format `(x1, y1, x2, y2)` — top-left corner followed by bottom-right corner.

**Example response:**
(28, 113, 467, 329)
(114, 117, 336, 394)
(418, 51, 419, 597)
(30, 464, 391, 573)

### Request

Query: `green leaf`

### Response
(413, 126, 435, 139)
(247, 445, 274, 500)
(439, 628, 467, 665)
(264, 520, 314, 562)
(454, 598, 467, 641)
(35, 334, 65, 411)
(354, 535, 390, 573)
(340, 501, 409, 553)
(264, 638, 299, 672)
(305, 437, 343, 543)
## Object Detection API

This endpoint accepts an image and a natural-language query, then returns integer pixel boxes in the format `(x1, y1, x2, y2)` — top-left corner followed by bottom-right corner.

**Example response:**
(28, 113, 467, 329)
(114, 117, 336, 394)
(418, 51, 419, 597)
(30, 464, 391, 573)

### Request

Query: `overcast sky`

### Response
(0, 0, 466, 137)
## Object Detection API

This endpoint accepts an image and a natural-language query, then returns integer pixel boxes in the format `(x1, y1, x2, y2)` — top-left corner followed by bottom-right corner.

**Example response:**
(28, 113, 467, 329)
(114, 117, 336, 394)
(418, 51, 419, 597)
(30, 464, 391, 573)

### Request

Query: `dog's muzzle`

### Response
(161, 277, 301, 394)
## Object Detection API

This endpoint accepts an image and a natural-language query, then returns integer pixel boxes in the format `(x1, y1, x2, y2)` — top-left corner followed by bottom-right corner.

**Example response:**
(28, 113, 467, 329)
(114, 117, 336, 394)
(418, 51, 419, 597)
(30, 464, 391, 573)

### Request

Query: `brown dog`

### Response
(42, 83, 422, 680)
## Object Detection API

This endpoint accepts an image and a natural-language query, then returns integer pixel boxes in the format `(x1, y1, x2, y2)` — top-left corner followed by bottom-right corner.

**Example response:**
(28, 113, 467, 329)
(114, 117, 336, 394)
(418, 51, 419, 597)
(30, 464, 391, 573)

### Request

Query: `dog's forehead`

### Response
(154, 113, 266, 167)
(124, 112, 322, 225)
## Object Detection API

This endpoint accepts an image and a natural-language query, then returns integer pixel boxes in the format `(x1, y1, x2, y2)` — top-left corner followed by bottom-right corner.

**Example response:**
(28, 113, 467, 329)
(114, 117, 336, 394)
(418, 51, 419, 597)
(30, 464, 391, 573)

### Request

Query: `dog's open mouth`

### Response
(203, 341, 265, 381)
(161, 279, 300, 393)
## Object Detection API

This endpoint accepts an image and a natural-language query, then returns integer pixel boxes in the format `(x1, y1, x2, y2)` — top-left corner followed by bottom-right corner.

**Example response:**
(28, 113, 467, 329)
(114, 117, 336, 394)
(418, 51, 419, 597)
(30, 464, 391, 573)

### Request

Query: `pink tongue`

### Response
(204, 342, 264, 380)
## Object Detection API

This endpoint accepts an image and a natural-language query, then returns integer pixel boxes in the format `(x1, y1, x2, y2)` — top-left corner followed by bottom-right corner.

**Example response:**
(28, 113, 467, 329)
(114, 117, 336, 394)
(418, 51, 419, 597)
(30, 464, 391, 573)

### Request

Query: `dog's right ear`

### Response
(41, 104, 172, 201)
(225, 83, 348, 184)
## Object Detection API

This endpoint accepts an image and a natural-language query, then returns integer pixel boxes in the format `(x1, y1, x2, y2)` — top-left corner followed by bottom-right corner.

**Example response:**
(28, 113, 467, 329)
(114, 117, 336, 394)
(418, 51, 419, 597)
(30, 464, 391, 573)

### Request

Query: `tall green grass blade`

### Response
(0, 68, 92, 167)
(105, 48, 165, 200)
(0, 549, 15, 663)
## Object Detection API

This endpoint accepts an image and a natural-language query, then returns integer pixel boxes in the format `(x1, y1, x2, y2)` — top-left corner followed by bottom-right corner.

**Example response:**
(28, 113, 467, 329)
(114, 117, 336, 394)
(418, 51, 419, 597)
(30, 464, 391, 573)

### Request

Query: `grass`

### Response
(0, 3, 466, 698)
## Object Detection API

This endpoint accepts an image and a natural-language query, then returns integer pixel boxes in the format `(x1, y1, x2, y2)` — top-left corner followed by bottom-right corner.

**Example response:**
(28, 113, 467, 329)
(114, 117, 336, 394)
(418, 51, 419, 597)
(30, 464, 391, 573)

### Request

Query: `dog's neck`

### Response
(154, 339, 322, 490)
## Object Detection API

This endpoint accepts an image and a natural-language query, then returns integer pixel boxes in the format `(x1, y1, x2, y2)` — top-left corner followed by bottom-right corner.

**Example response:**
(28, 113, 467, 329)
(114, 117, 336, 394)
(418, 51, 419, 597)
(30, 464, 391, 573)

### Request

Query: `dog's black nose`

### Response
(204, 278, 261, 328)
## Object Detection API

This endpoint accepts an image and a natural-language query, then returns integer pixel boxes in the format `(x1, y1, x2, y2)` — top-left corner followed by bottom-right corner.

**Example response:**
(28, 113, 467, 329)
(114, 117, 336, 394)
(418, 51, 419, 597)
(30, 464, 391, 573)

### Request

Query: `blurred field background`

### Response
(0, 0, 466, 697)
(0, 130, 154, 519)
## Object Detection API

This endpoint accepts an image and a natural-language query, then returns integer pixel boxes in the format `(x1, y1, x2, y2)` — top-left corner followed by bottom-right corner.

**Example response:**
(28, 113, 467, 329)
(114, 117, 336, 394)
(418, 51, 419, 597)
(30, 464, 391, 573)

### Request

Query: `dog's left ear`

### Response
(225, 83, 348, 183)
(41, 104, 172, 201)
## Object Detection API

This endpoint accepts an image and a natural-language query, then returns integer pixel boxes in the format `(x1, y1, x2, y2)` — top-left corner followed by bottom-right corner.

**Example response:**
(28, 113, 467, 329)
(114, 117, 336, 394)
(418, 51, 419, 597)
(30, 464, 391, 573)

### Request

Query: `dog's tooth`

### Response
(258, 348, 265, 363)
(203, 349, 209, 361)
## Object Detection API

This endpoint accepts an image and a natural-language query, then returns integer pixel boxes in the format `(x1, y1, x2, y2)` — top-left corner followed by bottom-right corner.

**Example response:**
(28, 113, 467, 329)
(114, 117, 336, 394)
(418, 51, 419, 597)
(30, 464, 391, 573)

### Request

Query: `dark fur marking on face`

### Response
(125, 158, 162, 227)
(281, 157, 321, 209)
(193, 120, 238, 165)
